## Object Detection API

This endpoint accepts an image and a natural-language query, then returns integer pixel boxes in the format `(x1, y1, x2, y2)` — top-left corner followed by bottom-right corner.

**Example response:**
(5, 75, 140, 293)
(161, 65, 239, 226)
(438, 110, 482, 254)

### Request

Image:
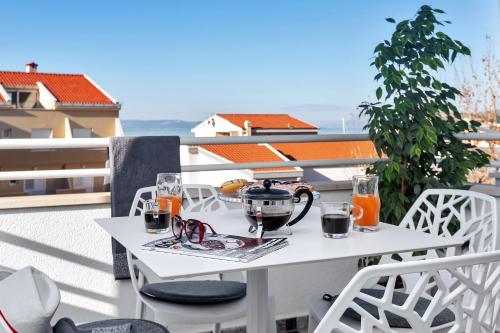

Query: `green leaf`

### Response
(417, 129, 424, 141)
(386, 18, 396, 23)
(433, 8, 445, 13)
(395, 45, 404, 56)
(432, 80, 442, 90)
(376, 87, 383, 100)
(414, 184, 422, 195)
(436, 32, 447, 39)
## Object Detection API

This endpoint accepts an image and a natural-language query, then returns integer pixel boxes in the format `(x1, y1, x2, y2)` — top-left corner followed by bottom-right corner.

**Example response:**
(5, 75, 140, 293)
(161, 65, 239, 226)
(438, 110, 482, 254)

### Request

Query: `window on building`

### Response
(18, 92, 30, 106)
(24, 179, 46, 194)
(6, 90, 38, 108)
(73, 177, 94, 193)
(72, 128, 93, 138)
(2, 128, 12, 138)
(31, 128, 52, 138)
(9, 180, 18, 187)
(24, 179, 34, 191)
(7, 91, 16, 105)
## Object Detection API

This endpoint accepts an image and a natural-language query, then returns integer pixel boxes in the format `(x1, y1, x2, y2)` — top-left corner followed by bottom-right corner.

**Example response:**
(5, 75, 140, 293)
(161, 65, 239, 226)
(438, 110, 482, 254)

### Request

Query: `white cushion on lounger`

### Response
(0, 266, 60, 333)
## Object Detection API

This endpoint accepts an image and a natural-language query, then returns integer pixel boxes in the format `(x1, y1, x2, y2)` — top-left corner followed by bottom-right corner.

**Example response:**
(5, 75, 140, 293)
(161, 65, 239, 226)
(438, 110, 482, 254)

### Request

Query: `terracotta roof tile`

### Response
(0, 71, 114, 105)
(199, 144, 295, 171)
(271, 141, 378, 160)
(217, 114, 318, 130)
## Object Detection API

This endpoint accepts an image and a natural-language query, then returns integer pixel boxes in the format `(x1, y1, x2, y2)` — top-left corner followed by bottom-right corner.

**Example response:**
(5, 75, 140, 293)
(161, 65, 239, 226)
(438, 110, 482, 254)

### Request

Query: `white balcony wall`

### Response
(0, 189, 357, 332)
(0, 203, 135, 324)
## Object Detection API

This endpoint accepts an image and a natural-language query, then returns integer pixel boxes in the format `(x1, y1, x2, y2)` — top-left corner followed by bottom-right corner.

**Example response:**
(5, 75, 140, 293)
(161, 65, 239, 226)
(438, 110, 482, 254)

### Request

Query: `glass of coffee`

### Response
(320, 202, 363, 239)
(144, 199, 171, 234)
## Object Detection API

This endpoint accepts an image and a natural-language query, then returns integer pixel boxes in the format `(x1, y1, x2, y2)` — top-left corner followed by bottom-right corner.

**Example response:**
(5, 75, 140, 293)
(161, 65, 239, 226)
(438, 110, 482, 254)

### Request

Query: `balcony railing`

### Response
(0, 132, 498, 181)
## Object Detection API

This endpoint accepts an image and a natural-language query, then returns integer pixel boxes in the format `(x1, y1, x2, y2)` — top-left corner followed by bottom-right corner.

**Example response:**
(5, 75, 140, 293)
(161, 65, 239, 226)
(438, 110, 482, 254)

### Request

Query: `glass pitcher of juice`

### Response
(156, 173, 183, 218)
(352, 175, 380, 232)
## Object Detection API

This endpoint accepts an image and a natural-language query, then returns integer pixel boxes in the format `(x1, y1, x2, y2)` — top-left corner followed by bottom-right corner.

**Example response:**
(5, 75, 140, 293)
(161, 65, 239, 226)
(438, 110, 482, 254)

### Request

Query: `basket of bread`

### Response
(218, 179, 320, 203)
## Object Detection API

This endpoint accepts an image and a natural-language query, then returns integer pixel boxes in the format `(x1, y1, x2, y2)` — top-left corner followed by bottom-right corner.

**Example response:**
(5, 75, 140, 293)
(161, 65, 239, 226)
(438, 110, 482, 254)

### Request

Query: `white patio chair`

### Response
(313, 250, 500, 333)
(130, 184, 228, 216)
(309, 189, 498, 331)
(127, 184, 276, 333)
(377, 189, 498, 293)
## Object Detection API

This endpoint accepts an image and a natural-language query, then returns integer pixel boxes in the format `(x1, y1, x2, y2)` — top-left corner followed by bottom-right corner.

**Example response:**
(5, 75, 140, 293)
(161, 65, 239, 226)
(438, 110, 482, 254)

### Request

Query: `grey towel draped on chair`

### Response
(109, 136, 181, 279)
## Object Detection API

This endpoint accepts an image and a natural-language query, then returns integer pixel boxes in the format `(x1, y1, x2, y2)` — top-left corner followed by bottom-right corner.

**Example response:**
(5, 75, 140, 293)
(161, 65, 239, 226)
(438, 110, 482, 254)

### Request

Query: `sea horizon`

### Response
(121, 119, 366, 137)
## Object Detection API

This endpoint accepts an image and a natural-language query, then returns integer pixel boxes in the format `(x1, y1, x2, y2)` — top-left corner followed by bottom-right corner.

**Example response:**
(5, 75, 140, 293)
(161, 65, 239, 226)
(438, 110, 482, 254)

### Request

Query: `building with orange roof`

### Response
(0, 62, 122, 195)
(187, 113, 375, 185)
(191, 114, 319, 137)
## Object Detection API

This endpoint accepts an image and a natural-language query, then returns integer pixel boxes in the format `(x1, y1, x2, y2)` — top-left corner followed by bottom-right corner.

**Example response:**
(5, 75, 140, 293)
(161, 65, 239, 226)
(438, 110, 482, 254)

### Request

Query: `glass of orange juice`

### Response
(352, 175, 380, 232)
(156, 173, 183, 219)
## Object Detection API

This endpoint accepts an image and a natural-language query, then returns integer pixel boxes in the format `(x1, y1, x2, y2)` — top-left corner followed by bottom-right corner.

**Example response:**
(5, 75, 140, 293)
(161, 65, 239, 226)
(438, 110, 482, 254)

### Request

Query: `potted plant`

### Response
(359, 5, 489, 225)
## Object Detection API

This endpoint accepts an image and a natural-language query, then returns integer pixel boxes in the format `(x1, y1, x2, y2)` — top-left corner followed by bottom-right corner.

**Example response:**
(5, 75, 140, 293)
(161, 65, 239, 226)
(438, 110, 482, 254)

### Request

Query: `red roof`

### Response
(217, 114, 318, 130)
(200, 141, 376, 168)
(271, 141, 378, 160)
(0, 71, 114, 105)
(199, 144, 295, 172)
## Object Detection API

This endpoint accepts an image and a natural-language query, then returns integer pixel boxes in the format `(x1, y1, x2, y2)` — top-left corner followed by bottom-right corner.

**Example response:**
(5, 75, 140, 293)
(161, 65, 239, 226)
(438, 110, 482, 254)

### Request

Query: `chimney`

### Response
(25, 62, 38, 73)
(243, 120, 252, 136)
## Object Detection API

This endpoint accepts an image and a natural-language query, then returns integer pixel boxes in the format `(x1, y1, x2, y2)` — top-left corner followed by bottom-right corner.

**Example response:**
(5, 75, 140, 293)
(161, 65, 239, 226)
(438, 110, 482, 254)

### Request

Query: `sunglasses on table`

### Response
(172, 215, 217, 244)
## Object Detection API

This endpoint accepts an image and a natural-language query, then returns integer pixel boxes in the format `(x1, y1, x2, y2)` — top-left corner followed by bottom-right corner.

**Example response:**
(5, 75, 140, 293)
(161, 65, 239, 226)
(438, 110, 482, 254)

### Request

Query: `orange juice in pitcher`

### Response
(352, 175, 380, 232)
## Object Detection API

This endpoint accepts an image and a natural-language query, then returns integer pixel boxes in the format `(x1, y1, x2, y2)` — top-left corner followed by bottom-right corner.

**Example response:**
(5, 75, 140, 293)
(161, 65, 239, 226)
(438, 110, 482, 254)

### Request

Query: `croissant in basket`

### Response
(219, 179, 249, 196)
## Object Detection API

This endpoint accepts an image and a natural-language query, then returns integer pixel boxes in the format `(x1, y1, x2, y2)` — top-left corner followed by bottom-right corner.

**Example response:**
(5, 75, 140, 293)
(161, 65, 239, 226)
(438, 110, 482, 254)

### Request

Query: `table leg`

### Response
(247, 268, 269, 333)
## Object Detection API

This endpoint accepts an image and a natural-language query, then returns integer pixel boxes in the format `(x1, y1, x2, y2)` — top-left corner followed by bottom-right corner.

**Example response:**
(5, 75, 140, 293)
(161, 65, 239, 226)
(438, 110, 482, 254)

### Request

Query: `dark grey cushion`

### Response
(310, 288, 455, 329)
(53, 318, 168, 333)
(53, 318, 87, 333)
(0, 271, 11, 282)
(90, 323, 131, 333)
(109, 136, 181, 279)
(140, 280, 246, 304)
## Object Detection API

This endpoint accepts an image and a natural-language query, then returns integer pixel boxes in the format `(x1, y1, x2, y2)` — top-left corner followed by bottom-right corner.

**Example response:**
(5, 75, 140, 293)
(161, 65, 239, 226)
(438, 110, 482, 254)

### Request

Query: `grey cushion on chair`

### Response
(109, 136, 181, 279)
(0, 271, 11, 281)
(140, 280, 247, 304)
(309, 288, 455, 329)
(53, 318, 169, 333)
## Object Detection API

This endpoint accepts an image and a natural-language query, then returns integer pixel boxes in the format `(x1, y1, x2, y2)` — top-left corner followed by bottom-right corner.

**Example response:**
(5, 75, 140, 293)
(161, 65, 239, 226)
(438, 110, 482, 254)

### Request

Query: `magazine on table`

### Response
(142, 233, 288, 263)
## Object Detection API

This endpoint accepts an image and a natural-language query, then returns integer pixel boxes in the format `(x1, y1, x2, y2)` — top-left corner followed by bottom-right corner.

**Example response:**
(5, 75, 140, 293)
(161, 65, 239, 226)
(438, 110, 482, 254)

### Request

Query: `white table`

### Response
(96, 207, 463, 333)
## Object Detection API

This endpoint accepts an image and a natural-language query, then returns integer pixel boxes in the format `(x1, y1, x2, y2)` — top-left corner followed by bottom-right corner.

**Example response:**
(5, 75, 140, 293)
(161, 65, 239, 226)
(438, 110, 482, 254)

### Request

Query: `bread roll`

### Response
(220, 179, 248, 195)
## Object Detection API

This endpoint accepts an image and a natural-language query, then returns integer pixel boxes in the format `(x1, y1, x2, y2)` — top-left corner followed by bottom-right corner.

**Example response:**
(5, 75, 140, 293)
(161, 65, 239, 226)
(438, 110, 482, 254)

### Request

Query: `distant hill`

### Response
(121, 119, 200, 136)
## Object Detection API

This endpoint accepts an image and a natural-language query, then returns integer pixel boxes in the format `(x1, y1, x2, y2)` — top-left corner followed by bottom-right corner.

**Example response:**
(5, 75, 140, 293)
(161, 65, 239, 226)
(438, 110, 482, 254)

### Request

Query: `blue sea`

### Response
(121, 120, 365, 137)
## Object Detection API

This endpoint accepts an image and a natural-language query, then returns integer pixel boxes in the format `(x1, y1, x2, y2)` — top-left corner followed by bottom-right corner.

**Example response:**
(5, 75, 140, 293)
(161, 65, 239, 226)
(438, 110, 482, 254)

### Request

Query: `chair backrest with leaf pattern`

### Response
(129, 184, 227, 217)
(316, 250, 500, 333)
(378, 189, 497, 293)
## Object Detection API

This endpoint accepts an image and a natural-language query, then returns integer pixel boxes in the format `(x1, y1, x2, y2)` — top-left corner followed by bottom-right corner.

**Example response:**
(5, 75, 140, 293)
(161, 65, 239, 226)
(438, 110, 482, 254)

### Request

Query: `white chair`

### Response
(127, 184, 276, 333)
(313, 250, 500, 333)
(130, 184, 228, 216)
(377, 189, 497, 293)
(309, 189, 498, 331)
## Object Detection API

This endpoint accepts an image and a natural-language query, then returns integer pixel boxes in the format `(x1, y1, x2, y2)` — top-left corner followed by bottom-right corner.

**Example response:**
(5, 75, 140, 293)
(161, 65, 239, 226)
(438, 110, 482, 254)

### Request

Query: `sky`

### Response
(2, 0, 499, 127)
